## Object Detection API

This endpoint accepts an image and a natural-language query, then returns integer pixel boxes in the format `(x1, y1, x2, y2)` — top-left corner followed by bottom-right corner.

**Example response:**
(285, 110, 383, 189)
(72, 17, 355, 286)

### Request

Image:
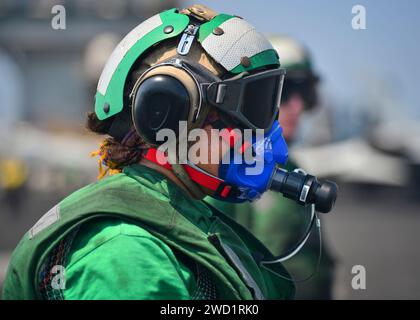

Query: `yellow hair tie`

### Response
(90, 141, 122, 180)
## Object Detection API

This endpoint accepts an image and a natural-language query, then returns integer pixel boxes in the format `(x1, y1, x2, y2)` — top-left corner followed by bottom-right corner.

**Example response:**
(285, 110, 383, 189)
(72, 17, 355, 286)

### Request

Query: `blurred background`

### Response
(0, 0, 419, 299)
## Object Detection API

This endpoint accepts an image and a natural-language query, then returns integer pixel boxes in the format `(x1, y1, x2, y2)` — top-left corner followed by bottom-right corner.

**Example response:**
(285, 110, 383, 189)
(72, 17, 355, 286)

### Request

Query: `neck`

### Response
(139, 158, 196, 198)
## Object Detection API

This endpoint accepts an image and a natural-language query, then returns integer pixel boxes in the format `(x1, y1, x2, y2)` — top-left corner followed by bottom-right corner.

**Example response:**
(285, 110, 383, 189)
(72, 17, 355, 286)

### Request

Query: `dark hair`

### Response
(86, 112, 146, 177)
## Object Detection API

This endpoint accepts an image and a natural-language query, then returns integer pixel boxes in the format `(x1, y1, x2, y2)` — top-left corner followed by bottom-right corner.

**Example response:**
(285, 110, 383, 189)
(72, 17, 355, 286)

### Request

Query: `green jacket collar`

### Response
(123, 164, 213, 233)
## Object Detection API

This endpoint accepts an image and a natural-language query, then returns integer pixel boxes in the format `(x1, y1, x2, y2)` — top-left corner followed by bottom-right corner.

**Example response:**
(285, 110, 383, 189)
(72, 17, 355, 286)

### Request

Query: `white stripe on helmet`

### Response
(97, 13, 162, 95)
(201, 17, 274, 71)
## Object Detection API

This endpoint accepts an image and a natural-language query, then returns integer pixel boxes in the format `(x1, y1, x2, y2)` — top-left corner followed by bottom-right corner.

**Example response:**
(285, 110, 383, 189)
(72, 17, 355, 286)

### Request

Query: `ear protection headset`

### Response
(129, 59, 220, 145)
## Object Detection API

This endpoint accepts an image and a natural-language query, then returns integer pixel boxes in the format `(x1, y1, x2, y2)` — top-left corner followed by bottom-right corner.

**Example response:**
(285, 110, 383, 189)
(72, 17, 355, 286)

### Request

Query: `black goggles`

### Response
(172, 61, 286, 131)
(201, 68, 286, 131)
(175, 60, 285, 131)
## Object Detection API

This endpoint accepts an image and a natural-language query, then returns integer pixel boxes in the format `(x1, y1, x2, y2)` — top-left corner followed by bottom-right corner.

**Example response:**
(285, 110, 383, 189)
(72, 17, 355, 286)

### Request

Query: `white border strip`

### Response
(97, 13, 162, 95)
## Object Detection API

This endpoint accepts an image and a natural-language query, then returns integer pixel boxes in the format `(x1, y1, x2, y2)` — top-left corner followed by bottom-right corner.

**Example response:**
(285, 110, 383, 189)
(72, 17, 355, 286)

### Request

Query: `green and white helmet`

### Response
(95, 5, 281, 121)
(267, 35, 319, 109)
(267, 35, 314, 75)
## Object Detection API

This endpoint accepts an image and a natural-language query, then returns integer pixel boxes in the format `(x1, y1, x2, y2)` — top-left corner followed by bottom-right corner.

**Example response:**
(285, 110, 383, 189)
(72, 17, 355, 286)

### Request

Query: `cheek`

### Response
(279, 97, 304, 124)
(204, 126, 230, 162)
(278, 105, 301, 140)
(278, 107, 293, 126)
(191, 125, 226, 177)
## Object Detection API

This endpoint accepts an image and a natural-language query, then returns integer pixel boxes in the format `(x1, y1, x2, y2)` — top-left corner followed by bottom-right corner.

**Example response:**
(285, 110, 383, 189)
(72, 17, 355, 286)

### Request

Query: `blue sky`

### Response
(181, 0, 420, 118)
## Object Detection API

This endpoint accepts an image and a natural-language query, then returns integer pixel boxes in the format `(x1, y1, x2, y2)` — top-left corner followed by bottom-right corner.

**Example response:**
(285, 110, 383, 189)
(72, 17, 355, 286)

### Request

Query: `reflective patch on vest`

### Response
(219, 241, 265, 300)
(29, 205, 60, 239)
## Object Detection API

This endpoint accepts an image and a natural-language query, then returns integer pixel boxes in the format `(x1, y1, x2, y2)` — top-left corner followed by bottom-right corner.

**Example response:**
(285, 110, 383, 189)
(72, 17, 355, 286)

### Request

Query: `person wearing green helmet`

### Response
(206, 35, 336, 299)
(2, 5, 301, 300)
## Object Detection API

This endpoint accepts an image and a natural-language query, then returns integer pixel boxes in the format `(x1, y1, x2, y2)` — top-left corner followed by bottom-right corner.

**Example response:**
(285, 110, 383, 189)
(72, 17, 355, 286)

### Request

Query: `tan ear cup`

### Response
(130, 64, 207, 199)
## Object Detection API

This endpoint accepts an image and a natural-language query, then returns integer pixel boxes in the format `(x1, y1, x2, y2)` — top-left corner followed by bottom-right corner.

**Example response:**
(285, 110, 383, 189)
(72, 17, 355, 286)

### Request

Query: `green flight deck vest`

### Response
(2, 164, 294, 300)
(206, 159, 336, 299)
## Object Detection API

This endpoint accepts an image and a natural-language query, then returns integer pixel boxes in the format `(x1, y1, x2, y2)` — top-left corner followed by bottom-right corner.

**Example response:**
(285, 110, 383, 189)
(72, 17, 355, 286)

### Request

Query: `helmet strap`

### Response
(143, 148, 236, 200)
(166, 146, 207, 200)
